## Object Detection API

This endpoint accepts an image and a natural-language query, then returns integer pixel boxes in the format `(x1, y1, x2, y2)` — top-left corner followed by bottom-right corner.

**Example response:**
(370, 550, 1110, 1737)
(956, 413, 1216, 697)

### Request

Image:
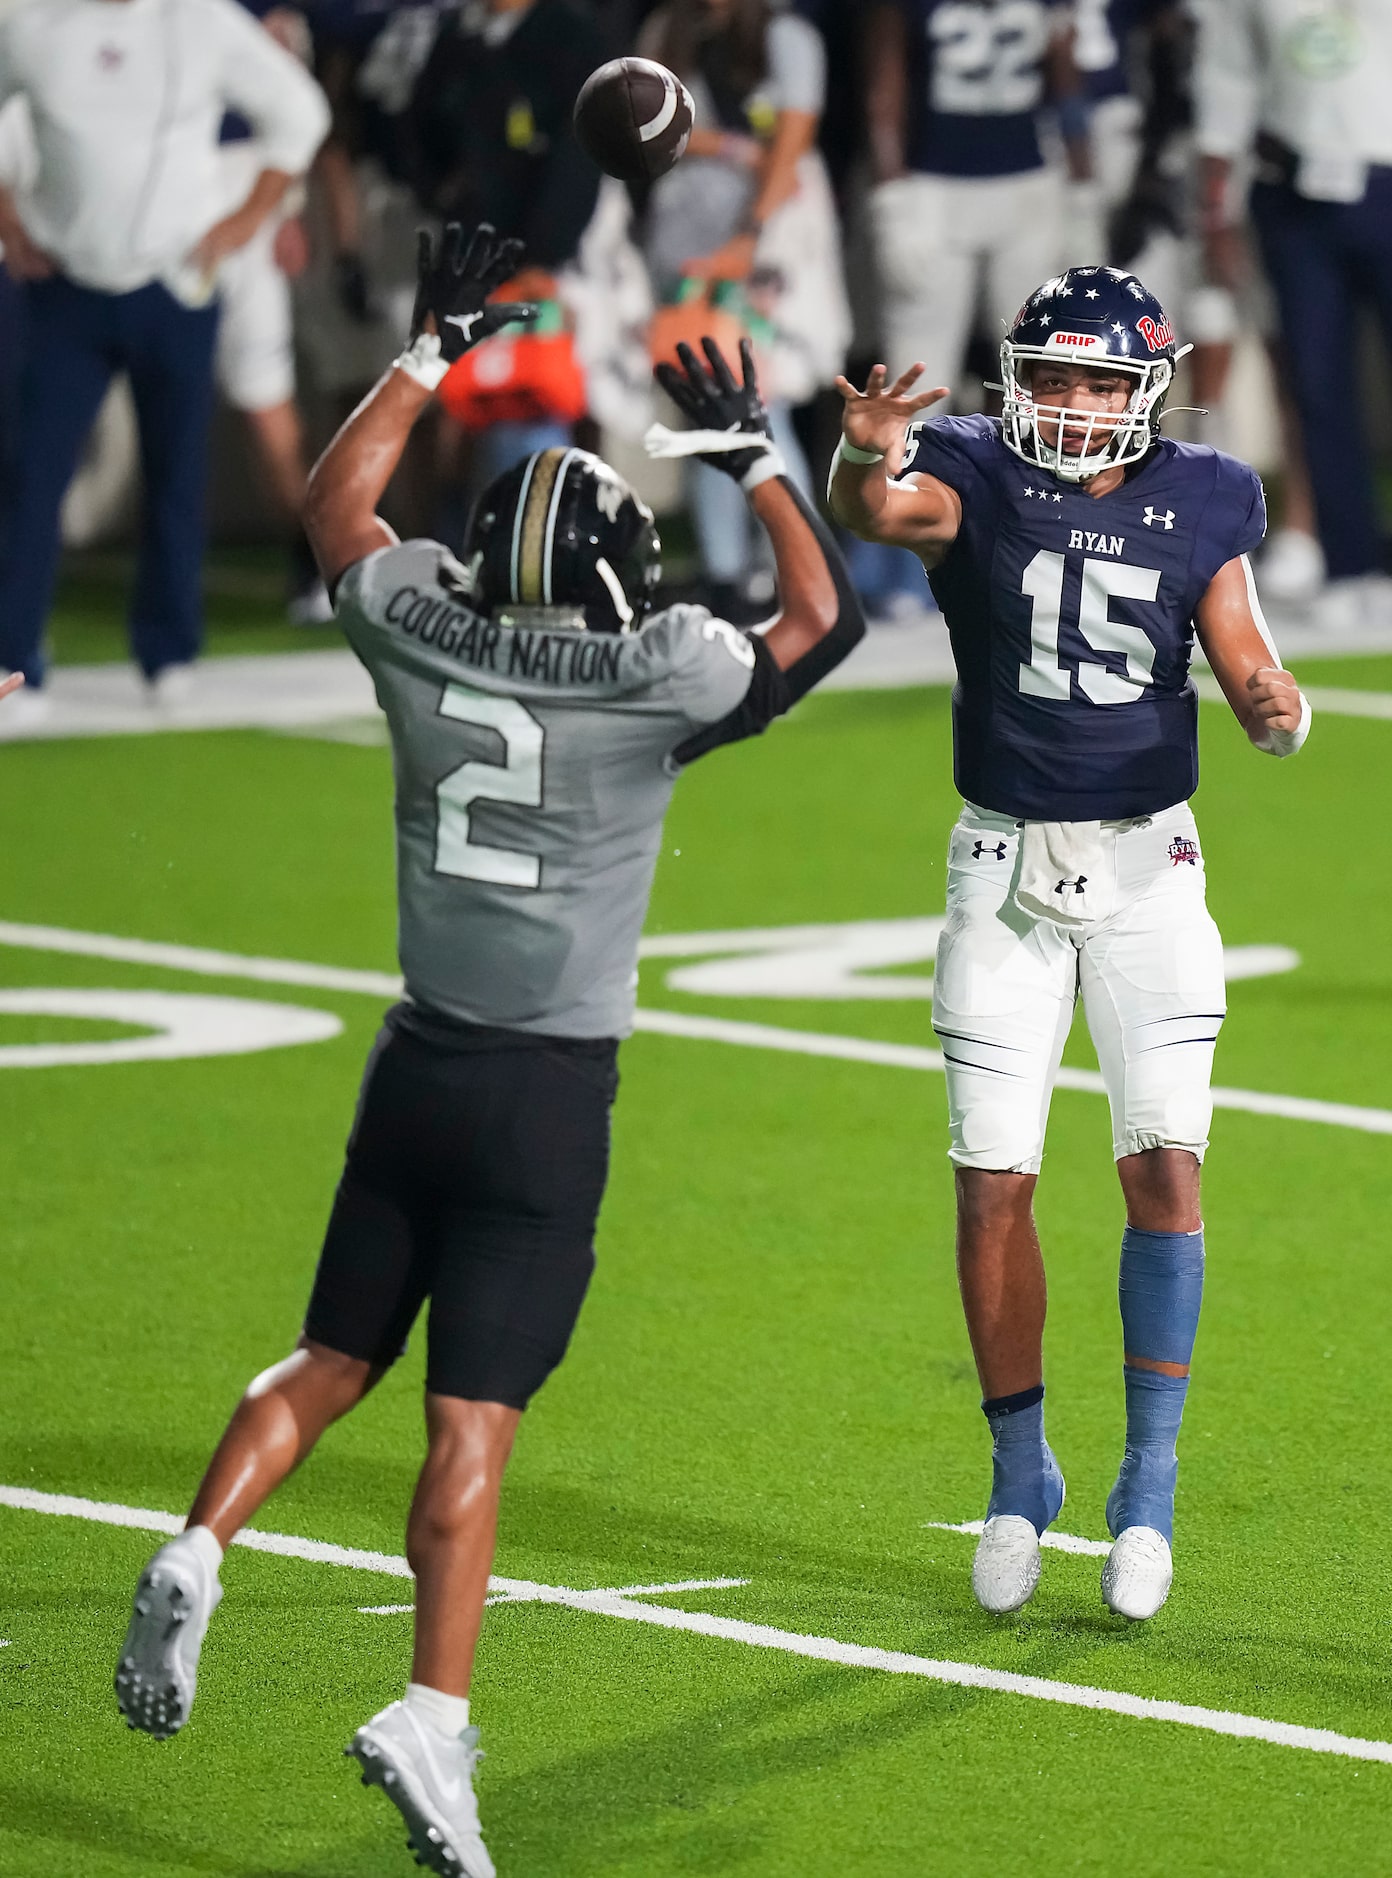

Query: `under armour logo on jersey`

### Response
(973, 840, 1008, 860)
(98, 43, 125, 70)
(1143, 507, 1176, 530)
(1055, 875, 1088, 896)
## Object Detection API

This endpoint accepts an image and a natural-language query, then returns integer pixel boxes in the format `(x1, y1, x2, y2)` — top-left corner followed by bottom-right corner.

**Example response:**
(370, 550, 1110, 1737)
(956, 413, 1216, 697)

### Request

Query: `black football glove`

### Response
(410, 221, 539, 363)
(655, 336, 777, 484)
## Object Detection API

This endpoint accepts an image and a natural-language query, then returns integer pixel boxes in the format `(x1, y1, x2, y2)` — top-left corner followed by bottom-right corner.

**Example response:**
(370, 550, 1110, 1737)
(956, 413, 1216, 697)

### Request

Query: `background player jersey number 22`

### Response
(434, 684, 543, 889)
(1019, 550, 1162, 704)
(930, 1, 1051, 114)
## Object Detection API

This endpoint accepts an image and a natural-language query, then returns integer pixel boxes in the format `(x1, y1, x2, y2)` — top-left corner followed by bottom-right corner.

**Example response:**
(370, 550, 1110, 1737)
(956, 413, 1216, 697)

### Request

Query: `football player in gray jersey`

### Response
(115, 223, 865, 1877)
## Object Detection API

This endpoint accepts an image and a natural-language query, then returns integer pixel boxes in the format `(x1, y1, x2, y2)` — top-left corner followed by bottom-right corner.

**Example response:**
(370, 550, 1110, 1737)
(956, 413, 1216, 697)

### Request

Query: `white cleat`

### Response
(348, 1701, 495, 1878)
(972, 1514, 1043, 1614)
(1102, 1526, 1173, 1621)
(114, 1534, 223, 1739)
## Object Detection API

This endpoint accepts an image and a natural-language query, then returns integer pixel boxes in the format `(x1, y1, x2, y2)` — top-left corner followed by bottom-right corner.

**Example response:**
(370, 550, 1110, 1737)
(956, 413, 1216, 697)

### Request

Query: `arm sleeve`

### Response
(213, 0, 332, 175)
(766, 17, 827, 116)
(672, 476, 866, 765)
(1191, 0, 1262, 160)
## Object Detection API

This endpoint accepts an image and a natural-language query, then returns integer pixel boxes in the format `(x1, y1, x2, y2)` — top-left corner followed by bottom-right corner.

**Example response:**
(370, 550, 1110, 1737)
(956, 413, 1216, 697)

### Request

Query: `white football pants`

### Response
(870, 168, 1065, 390)
(932, 802, 1226, 1173)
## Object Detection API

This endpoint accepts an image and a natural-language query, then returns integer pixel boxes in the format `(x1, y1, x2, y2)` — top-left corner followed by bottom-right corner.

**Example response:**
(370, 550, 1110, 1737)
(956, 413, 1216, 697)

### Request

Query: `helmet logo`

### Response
(1136, 314, 1174, 352)
(593, 475, 625, 523)
(1046, 332, 1099, 348)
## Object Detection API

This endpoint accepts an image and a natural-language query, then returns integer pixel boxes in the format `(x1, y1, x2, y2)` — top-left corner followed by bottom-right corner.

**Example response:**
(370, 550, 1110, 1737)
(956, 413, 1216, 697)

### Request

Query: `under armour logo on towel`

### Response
(1055, 875, 1088, 896)
(973, 840, 1008, 860)
(1143, 507, 1175, 530)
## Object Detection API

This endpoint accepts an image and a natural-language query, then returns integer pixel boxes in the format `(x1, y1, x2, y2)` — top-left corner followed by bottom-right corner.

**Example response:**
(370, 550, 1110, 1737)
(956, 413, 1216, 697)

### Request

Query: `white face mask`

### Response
(999, 345, 1177, 483)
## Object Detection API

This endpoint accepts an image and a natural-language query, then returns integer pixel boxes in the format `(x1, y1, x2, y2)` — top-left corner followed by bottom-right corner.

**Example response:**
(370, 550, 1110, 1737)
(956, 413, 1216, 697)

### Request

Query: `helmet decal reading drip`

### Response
(1046, 332, 1100, 348)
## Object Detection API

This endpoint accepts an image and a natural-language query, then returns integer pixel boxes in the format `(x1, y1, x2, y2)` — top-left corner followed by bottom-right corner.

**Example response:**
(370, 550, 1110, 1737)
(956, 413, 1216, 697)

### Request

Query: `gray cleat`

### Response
(114, 1534, 222, 1740)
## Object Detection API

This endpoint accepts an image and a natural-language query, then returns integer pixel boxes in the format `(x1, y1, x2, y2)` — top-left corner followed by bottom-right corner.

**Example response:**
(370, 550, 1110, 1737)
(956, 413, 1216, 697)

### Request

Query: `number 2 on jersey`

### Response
(434, 684, 543, 889)
(1019, 549, 1161, 704)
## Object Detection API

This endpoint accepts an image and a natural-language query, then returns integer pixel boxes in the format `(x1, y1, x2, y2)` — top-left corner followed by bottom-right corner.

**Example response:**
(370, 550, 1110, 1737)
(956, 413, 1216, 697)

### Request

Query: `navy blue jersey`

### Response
(893, 0, 1067, 178)
(900, 416, 1267, 819)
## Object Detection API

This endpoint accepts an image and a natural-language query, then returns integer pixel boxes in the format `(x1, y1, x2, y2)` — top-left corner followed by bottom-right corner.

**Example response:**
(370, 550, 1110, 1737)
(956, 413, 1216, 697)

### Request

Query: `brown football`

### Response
(573, 57, 695, 184)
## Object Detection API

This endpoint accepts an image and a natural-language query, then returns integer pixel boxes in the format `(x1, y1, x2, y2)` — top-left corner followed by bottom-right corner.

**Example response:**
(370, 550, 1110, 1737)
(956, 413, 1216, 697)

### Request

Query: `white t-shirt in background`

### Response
(0, 0, 329, 295)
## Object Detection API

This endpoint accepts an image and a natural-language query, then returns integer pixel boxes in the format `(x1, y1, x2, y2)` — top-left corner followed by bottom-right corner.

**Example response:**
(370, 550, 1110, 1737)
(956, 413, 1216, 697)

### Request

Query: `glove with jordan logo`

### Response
(394, 222, 540, 392)
(646, 337, 787, 492)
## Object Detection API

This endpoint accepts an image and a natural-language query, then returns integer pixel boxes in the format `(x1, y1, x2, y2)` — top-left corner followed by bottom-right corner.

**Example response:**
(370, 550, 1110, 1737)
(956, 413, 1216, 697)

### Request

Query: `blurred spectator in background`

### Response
(408, 0, 610, 483)
(864, 0, 1091, 397)
(1195, 0, 1392, 627)
(0, 0, 328, 713)
(640, 0, 848, 616)
(218, 3, 334, 624)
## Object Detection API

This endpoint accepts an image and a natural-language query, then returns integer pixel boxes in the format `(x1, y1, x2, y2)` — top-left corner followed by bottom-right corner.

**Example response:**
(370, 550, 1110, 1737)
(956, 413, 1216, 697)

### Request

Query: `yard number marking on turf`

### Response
(4, 1483, 1392, 1770)
(1, 920, 1383, 1141)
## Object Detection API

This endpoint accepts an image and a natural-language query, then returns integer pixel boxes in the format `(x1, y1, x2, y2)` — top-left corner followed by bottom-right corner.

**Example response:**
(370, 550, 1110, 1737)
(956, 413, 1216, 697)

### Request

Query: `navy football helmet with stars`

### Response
(1000, 266, 1190, 483)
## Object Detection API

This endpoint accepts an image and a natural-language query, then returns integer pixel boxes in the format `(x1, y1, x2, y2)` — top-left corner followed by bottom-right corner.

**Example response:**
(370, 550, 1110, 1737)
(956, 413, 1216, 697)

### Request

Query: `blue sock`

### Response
(1107, 1225, 1205, 1544)
(983, 1385, 1065, 1536)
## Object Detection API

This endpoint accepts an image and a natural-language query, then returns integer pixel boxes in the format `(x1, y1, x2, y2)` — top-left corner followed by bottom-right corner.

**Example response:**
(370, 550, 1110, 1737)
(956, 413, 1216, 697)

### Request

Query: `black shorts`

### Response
(303, 1007, 619, 1409)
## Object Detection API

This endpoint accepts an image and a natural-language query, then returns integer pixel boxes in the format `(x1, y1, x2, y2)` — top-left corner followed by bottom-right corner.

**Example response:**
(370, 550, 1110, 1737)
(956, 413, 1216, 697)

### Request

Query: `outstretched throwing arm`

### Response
(827, 364, 960, 562)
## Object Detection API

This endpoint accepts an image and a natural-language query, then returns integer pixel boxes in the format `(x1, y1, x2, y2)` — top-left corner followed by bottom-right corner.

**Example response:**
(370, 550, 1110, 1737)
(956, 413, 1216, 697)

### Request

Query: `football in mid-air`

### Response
(573, 57, 695, 184)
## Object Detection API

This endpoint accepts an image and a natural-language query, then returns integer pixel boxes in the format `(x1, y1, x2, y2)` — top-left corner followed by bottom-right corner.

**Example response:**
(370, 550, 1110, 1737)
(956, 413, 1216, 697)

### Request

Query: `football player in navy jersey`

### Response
(830, 266, 1310, 1623)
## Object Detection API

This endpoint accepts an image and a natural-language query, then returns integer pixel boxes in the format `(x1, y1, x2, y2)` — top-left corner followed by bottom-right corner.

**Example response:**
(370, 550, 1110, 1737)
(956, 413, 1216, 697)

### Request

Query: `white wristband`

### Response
(393, 331, 450, 393)
(739, 448, 788, 492)
(837, 435, 886, 466)
(1252, 691, 1312, 758)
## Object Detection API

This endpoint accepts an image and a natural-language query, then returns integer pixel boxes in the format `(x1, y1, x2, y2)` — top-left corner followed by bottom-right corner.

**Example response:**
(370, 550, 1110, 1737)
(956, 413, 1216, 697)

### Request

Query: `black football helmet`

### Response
(464, 447, 661, 633)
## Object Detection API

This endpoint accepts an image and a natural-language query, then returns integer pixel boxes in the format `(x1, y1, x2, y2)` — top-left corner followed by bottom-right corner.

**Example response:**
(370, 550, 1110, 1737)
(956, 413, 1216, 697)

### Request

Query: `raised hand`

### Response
(833, 363, 949, 463)
(655, 336, 775, 484)
(410, 222, 540, 364)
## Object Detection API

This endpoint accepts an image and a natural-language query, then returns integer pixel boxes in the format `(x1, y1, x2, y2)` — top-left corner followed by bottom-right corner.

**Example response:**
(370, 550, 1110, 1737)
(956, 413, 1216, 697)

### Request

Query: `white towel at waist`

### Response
(1014, 821, 1112, 928)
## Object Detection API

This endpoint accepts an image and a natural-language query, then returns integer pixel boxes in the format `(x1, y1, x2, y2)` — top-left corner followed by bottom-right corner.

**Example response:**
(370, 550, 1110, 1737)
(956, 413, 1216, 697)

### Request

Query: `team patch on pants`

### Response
(932, 803, 1226, 1173)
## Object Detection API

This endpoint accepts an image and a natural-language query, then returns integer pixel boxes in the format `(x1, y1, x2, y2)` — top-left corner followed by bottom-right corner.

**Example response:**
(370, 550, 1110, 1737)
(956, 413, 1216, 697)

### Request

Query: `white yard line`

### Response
(4, 1483, 1391, 1767)
(376, 1576, 752, 1617)
(631, 1006, 1392, 1138)
(923, 1520, 1111, 1558)
(0, 920, 1387, 1137)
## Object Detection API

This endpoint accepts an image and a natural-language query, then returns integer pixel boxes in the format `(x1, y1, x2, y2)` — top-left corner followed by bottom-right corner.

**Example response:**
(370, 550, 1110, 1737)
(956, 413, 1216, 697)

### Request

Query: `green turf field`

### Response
(3, 664, 1391, 1877)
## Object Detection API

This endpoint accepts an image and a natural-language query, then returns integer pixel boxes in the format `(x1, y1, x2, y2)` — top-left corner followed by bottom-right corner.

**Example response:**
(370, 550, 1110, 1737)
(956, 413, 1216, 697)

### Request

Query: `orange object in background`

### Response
(437, 276, 588, 430)
(648, 279, 747, 373)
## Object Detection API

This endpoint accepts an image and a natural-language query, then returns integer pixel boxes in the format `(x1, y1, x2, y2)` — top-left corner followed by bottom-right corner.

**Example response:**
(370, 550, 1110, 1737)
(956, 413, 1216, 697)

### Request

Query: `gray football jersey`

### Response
(337, 538, 757, 1038)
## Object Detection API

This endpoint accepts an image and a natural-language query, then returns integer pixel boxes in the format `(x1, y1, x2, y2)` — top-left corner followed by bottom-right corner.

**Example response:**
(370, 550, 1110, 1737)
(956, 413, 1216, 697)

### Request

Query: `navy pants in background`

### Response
(1251, 167, 1392, 582)
(0, 275, 219, 686)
